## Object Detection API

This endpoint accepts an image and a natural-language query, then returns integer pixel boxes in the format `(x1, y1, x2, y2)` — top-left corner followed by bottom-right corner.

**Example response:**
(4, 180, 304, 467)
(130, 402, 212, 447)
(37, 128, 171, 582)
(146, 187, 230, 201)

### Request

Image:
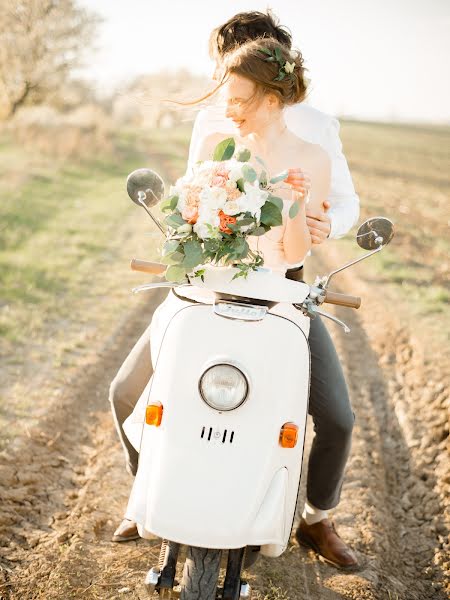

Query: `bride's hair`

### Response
(209, 10, 292, 59)
(220, 37, 308, 107)
(172, 38, 308, 108)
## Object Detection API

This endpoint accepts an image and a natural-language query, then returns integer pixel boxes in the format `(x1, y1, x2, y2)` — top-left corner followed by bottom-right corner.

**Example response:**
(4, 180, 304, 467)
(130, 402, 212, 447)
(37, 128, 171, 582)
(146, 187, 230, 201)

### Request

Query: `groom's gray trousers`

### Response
(109, 275, 355, 510)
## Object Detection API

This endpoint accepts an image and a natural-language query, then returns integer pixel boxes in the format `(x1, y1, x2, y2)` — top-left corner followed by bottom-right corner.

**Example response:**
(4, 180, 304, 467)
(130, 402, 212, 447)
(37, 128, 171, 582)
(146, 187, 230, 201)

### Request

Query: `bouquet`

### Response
(158, 137, 298, 282)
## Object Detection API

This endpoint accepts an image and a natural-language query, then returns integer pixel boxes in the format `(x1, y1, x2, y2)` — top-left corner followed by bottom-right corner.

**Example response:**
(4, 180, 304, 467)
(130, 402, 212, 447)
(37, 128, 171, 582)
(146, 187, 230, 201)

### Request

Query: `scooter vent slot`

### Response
(200, 427, 235, 444)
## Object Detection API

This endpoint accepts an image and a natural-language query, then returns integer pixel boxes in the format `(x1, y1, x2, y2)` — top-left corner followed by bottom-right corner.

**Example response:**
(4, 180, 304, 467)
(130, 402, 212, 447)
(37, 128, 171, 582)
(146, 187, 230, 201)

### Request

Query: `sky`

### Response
(76, 0, 450, 124)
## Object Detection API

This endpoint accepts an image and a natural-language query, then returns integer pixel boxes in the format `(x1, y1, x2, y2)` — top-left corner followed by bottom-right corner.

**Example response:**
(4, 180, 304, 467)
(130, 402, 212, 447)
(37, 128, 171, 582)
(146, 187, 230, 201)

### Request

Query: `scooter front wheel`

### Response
(180, 546, 222, 600)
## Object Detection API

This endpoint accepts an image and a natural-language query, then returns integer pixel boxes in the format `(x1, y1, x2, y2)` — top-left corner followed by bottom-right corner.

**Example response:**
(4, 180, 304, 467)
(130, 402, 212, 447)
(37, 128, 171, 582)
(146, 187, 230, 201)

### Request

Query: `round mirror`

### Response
(127, 168, 165, 208)
(356, 217, 394, 250)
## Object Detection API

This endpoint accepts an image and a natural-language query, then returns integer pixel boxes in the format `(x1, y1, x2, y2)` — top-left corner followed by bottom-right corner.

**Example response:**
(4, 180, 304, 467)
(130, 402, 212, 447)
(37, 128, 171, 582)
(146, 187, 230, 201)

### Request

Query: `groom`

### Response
(110, 10, 360, 570)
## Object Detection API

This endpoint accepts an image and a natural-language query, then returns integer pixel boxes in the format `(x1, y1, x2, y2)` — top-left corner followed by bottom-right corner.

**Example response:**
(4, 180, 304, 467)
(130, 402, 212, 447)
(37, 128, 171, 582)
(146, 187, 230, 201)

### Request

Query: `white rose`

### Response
(197, 206, 220, 226)
(193, 212, 220, 239)
(228, 165, 244, 183)
(242, 181, 268, 215)
(225, 179, 237, 191)
(222, 200, 241, 216)
(200, 186, 227, 210)
(176, 189, 187, 212)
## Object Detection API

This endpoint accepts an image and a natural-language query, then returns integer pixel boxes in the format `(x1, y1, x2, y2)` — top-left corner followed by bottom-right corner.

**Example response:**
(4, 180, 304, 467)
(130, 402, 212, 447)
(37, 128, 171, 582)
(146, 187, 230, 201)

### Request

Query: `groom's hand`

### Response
(306, 201, 332, 244)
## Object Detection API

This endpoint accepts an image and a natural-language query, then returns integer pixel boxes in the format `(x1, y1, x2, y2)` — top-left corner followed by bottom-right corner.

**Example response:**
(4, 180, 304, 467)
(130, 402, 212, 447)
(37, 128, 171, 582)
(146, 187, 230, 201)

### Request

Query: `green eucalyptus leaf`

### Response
(289, 202, 300, 219)
(274, 47, 283, 62)
(160, 251, 185, 265)
(165, 265, 187, 283)
(235, 147, 251, 162)
(213, 137, 235, 161)
(236, 217, 255, 226)
(242, 164, 257, 183)
(182, 239, 204, 269)
(259, 48, 273, 56)
(259, 170, 268, 188)
(165, 213, 186, 229)
(260, 202, 283, 227)
(162, 240, 181, 256)
(160, 195, 178, 213)
(251, 226, 268, 237)
(236, 178, 245, 192)
(269, 170, 289, 184)
(267, 195, 283, 211)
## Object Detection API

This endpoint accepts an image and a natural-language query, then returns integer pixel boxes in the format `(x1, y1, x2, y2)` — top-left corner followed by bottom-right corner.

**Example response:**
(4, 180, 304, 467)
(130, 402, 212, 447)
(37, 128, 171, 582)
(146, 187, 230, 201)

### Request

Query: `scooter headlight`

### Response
(199, 364, 248, 411)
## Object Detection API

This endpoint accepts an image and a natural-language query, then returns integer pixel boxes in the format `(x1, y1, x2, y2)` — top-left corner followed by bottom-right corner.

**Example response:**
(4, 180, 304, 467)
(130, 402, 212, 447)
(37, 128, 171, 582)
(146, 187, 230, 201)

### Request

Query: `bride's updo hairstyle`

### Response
(221, 37, 309, 107)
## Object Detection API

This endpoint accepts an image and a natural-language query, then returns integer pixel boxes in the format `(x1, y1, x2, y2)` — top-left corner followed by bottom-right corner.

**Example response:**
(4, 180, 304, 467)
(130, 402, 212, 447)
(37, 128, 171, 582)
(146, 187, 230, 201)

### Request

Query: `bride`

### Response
(191, 36, 331, 273)
(123, 36, 331, 519)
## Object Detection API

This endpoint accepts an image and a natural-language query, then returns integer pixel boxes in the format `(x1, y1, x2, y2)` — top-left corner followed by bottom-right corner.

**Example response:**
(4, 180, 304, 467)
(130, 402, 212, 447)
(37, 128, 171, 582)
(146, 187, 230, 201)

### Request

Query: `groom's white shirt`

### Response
(187, 103, 359, 239)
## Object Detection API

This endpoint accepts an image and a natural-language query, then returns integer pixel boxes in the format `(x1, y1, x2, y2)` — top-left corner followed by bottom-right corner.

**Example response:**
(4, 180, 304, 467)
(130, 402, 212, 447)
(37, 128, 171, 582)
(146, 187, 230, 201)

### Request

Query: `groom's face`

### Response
(223, 74, 274, 137)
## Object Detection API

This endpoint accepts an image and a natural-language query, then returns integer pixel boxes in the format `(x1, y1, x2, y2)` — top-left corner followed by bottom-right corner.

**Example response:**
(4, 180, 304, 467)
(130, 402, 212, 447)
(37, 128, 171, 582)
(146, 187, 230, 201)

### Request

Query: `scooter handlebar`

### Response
(130, 258, 166, 275)
(323, 290, 361, 309)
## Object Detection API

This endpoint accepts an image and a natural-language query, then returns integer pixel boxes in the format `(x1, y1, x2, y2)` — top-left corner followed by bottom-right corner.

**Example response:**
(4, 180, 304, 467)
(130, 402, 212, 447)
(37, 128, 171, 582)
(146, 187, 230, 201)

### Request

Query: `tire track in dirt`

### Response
(1, 252, 448, 599)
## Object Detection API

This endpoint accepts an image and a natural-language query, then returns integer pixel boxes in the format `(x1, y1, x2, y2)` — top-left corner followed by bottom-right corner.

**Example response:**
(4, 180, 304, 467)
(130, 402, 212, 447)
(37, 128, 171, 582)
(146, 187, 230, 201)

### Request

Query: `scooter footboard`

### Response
(126, 302, 310, 550)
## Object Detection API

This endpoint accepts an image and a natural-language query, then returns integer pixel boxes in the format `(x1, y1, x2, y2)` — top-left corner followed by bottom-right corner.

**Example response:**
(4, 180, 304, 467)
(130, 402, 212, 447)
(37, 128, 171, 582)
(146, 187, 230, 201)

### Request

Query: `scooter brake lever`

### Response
(312, 307, 351, 334)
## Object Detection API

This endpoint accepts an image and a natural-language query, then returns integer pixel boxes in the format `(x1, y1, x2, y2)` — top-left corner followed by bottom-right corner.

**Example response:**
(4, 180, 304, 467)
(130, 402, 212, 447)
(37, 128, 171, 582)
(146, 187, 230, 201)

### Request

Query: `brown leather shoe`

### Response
(111, 518, 140, 542)
(295, 518, 359, 570)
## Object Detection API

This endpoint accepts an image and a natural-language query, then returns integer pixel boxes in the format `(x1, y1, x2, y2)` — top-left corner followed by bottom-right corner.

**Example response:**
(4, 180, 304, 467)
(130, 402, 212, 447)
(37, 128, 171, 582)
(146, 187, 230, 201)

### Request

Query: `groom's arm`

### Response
(320, 117, 360, 240)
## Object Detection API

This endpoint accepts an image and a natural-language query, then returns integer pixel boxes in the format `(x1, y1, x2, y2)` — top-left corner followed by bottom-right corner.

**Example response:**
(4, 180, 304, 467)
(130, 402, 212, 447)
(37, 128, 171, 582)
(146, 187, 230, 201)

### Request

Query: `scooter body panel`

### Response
(126, 299, 310, 553)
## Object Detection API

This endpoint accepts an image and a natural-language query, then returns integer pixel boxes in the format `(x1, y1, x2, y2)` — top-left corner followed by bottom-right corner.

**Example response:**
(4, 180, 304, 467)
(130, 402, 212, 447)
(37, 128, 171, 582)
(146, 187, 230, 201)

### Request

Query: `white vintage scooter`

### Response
(123, 169, 394, 599)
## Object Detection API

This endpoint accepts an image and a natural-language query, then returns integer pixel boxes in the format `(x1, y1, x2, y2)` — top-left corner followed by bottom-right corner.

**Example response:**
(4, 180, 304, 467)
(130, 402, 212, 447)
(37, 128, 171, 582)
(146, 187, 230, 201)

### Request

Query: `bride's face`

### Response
(223, 73, 278, 137)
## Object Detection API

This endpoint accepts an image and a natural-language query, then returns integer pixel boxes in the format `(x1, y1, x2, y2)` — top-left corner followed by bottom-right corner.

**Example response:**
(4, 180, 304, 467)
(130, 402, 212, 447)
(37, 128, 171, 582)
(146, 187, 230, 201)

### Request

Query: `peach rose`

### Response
(215, 164, 230, 179)
(219, 210, 237, 234)
(185, 185, 202, 207)
(211, 175, 228, 188)
(226, 187, 242, 201)
(182, 205, 199, 224)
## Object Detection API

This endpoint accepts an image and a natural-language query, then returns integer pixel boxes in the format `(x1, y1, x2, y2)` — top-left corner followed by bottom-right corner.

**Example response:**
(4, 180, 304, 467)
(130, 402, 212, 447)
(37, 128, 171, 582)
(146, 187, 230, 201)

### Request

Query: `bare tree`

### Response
(0, 0, 99, 119)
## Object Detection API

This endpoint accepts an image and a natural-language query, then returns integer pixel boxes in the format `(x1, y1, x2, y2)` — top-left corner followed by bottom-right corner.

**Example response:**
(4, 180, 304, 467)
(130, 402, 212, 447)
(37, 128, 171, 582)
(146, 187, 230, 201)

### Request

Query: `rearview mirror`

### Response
(356, 217, 394, 250)
(127, 168, 165, 208)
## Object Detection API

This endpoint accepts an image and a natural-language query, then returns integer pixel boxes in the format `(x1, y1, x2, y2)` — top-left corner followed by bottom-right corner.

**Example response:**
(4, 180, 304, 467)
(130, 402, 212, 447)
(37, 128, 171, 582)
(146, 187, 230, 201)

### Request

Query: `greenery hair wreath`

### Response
(258, 47, 296, 81)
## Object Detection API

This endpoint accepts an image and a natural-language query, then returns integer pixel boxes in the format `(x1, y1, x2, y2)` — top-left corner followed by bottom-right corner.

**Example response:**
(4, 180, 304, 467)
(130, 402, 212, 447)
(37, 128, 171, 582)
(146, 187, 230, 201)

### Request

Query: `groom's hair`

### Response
(209, 10, 292, 59)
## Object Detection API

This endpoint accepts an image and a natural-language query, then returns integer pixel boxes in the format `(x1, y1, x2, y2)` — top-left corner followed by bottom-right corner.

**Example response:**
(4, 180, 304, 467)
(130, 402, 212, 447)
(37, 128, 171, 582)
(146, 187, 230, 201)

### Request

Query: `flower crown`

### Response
(258, 47, 296, 81)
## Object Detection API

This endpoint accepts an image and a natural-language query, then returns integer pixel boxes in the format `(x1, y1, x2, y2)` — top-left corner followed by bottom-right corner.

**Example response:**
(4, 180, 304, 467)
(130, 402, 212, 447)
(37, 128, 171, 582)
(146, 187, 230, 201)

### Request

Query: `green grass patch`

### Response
(0, 127, 190, 350)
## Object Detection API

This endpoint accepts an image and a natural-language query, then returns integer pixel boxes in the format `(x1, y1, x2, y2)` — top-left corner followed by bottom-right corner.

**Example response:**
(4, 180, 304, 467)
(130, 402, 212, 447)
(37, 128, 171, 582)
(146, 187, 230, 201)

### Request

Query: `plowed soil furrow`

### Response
(0, 253, 448, 600)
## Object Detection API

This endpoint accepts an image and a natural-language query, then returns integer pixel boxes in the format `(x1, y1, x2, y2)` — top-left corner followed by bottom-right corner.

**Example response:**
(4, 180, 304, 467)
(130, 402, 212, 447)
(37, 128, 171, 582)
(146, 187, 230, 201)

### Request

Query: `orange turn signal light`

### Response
(145, 402, 163, 427)
(279, 422, 299, 448)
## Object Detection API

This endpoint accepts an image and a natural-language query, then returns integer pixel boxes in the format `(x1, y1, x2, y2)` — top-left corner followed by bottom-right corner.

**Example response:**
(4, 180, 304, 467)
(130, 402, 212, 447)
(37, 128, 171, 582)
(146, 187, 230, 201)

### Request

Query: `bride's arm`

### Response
(283, 147, 331, 264)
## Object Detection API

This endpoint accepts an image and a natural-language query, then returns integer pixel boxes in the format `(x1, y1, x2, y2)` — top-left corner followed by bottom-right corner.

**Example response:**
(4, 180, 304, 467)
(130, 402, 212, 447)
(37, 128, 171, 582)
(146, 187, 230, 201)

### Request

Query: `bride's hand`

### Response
(285, 168, 311, 200)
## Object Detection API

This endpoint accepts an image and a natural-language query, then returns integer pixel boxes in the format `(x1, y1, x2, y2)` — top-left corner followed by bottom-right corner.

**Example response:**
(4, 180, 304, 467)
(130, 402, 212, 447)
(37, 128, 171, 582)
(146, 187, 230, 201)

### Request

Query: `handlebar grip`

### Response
(323, 290, 361, 309)
(130, 258, 166, 275)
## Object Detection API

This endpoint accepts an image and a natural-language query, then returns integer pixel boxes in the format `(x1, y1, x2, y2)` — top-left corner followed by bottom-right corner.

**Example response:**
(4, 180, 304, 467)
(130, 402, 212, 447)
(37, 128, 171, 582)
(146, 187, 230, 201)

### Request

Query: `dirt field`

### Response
(0, 121, 449, 599)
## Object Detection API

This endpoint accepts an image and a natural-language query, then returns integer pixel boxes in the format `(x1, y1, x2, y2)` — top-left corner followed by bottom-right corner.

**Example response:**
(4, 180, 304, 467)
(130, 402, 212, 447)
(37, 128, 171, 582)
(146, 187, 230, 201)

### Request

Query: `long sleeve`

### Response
(186, 106, 236, 175)
(186, 111, 205, 175)
(321, 117, 360, 239)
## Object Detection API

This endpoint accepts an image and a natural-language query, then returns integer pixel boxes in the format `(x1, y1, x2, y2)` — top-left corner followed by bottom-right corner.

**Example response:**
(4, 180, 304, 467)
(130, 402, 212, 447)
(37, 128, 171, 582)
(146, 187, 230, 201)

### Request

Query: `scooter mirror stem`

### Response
(323, 245, 383, 290)
(137, 192, 166, 236)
